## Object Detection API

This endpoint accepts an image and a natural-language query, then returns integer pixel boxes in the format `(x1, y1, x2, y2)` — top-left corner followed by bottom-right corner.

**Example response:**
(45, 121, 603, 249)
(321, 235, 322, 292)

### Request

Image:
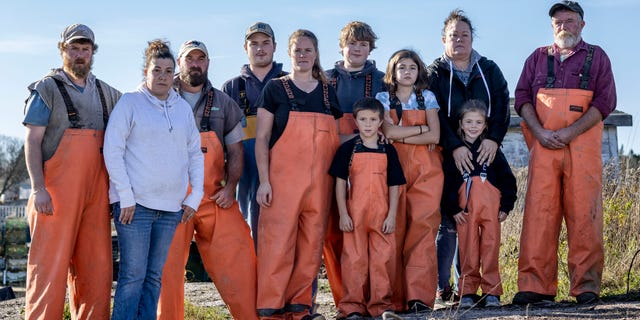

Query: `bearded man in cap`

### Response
(157, 40, 258, 320)
(22, 23, 121, 319)
(512, 1, 616, 305)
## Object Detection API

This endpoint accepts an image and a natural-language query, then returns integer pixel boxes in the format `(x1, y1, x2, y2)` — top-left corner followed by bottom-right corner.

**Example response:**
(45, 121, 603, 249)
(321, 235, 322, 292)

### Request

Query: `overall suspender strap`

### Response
(238, 78, 251, 116)
(281, 76, 331, 114)
(546, 46, 556, 88)
(480, 162, 488, 182)
(390, 93, 402, 122)
(364, 73, 372, 98)
(328, 73, 372, 97)
(347, 138, 385, 170)
(415, 89, 426, 110)
(546, 45, 595, 90)
(280, 76, 299, 111)
(328, 70, 337, 89)
(580, 45, 595, 90)
(95, 80, 109, 127)
(348, 137, 362, 171)
(462, 171, 472, 213)
(322, 82, 331, 114)
(200, 88, 215, 132)
(53, 78, 81, 128)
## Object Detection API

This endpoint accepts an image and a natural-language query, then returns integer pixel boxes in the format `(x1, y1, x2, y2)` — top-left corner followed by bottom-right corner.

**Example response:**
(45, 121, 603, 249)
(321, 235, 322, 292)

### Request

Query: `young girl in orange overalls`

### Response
(441, 99, 517, 308)
(375, 49, 442, 312)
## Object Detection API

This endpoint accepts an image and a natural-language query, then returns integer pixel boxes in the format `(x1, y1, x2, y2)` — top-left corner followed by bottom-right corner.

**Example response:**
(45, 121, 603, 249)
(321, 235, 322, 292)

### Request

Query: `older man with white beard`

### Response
(512, 1, 617, 306)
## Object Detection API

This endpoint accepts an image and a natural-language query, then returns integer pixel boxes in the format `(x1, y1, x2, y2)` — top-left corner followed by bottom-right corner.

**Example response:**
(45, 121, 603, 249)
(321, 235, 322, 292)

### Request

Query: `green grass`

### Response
(184, 301, 229, 320)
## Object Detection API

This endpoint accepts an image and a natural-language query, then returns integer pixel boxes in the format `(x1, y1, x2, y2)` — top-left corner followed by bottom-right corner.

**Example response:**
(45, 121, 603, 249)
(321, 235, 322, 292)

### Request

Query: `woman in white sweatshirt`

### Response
(104, 39, 204, 320)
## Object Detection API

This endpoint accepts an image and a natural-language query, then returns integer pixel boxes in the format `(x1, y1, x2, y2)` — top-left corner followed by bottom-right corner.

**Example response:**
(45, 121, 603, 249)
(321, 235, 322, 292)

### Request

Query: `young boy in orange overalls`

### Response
(329, 97, 406, 320)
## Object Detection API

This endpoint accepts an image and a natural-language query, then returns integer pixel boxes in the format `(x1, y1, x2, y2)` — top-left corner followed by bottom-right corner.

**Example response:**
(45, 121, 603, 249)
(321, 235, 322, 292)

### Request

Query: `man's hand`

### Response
(499, 211, 508, 222)
(339, 214, 353, 232)
(181, 205, 196, 223)
(477, 139, 498, 166)
(553, 127, 579, 145)
(535, 128, 566, 149)
(453, 146, 474, 174)
(382, 215, 396, 234)
(454, 211, 469, 225)
(257, 182, 272, 208)
(209, 185, 235, 209)
(33, 189, 53, 215)
(118, 205, 136, 224)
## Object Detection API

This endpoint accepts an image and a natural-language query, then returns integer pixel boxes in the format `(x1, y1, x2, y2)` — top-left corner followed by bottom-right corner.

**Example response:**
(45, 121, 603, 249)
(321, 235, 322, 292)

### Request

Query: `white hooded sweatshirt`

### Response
(104, 83, 204, 212)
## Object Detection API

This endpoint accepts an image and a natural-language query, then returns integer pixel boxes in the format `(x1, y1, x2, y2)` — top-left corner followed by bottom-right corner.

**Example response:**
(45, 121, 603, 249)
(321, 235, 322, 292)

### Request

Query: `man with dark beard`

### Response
(512, 1, 617, 305)
(22, 23, 121, 319)
(158, 40, 258, 320)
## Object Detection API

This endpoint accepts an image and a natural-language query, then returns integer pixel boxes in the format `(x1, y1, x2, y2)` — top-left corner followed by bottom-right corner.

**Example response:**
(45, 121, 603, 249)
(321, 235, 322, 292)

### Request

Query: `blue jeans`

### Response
(111, 203, 182, 320)
(436, 214, 460, 292)
(237, 138, 260, 249)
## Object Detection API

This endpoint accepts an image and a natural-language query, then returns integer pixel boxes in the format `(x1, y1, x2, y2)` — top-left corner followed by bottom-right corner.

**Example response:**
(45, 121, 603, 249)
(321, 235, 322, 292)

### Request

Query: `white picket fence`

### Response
(0, 205, 26, 218)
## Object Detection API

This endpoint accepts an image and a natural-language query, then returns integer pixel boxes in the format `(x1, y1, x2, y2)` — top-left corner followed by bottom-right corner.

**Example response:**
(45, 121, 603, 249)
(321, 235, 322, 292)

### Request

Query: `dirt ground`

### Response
(2, 281, 640, 319)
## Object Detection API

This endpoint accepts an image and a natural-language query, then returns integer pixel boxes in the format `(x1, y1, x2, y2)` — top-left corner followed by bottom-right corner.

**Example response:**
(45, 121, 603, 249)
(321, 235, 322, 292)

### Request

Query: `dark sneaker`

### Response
(576, 292, 599, 305)
(485, 295, 501, 308)
(458, 296, 474, 309)
(382, 310, 403, 320)
(437, 287, 459, 302)
(302, 313, 326, 320)
(511, 291, 555, 305)
(344, 312, 364, 320)
(407, 300, 431, 313)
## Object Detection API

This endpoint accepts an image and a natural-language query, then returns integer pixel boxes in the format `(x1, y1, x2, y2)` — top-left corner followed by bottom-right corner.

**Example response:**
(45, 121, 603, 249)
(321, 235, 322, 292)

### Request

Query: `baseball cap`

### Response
(178, 40, 209, 58)
(549, 1, 584, 19)
(61, 24, 95, 44)
(245, 22, 275, 41)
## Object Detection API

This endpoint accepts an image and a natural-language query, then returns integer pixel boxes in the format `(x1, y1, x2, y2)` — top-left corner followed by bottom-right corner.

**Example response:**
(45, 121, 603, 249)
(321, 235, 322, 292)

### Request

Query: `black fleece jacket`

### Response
(426, 56, 510, 152)
(441, 139, 517, 217)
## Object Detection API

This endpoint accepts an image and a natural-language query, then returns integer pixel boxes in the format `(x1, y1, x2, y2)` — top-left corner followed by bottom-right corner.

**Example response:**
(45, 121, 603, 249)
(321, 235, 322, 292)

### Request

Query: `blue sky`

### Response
(2, 0, 638, 152)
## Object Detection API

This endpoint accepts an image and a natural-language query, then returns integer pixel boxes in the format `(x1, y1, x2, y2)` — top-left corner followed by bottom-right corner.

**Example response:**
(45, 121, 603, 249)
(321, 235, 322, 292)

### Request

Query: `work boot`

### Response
(344, 312, 364, 319)
(484, 295, 501, 308)
(576, 292, 599, 305)
(458, 295, 474, 309)
(382, 310, 403, 319)
(511, 291, 555, 305)
(407, 300, 430, 313)
(302, 313, 326, 320)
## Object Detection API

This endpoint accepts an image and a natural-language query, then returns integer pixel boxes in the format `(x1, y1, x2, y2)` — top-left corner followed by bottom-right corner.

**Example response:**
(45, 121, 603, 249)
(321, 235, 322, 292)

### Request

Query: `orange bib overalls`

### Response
(389, 100, 443, 309)
(518, 46, 604, 297)
(257, 81, 339, 320)
(457, 174, 503, 297)
(338, 144, 396, 317)
(26, 79, 113, 320)
(158, 99, 257, 320)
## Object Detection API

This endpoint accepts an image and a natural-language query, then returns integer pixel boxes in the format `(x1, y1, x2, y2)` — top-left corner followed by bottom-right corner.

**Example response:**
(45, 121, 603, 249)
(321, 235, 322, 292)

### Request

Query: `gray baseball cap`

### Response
(245, 22, 275, 41)
(61, 23, 95, 44)
(178, 40, 209, 58)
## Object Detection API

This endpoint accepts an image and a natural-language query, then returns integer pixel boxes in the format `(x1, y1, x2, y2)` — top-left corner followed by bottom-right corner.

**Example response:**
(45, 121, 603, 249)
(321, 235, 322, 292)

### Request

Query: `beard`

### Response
(64, 57, 92, 79)
(554, 30, 581, 49)
(180, 67, 208, 87)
